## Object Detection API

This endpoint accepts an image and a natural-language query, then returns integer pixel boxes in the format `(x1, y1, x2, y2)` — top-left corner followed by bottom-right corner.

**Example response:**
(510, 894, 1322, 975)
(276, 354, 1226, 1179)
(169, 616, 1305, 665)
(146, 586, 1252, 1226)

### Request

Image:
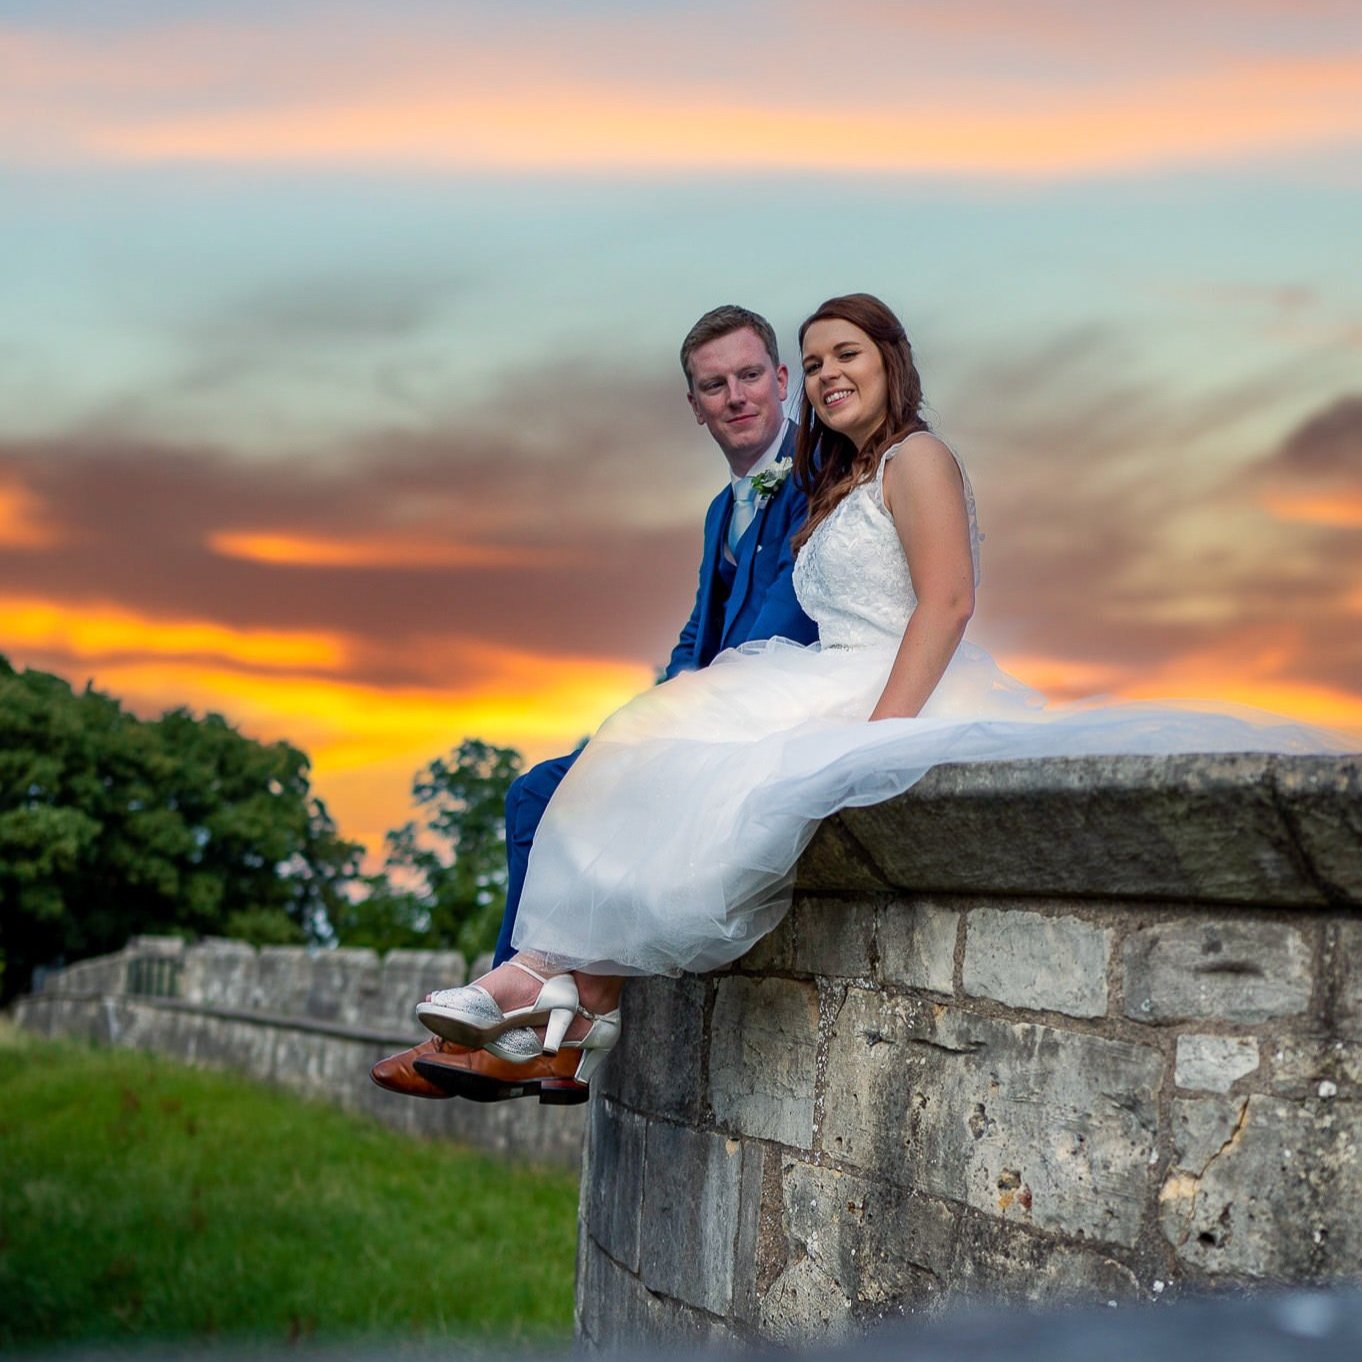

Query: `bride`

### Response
(406, 293, 1353, 1100)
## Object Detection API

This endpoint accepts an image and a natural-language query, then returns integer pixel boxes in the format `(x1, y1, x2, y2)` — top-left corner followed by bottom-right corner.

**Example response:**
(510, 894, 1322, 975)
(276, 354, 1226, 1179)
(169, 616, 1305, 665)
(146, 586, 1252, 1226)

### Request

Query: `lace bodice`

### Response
(792, 433, 980, 651)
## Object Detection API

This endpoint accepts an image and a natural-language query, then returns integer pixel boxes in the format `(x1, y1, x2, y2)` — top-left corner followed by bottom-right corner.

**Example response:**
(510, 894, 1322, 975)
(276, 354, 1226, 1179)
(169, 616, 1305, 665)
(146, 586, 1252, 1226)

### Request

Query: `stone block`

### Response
(740, 911, 796, 973)
(640, 1122, 745, 1316)
(795, 816, 890, 893)
(946, 1210, 1141, 1304)
(597, 974, 706, 1123)
(759, 1253, 858, 1346)
(835, 753, 1340, 905)
(1124, 919, 1312, 1023)
(584, 1098, 646, 1272)
(1272, 1036, 1362, 1096)
(1275, 755, 1362, 900)
(577, 1236, 734, 1351)
(789, 897, 877, 978)
(710, 977, 819, 1148)
(822, 991, 1162, 1246)
(879, 898, 958, 995)
(307, 947, 381, 1026)
(1336, 921, 1362, 1040)
(963, 906, 1110, 1018)
(1175, 1036, 1260, 1092)
(376, 949, 465, 1032)
(1162, 1093, 1362, 1278)
(253, 947, 312, 1014)
(764, 1159, 957, 1329)
(181, 940, 258, 1009)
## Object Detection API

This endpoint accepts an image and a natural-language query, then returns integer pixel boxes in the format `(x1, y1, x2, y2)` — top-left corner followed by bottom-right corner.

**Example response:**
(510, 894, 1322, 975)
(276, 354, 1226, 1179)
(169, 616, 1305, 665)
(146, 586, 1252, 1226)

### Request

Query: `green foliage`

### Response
(222, 906, 307, 947)
(0, 1027, 577, 1349)
(0, 658, 362, 1001)
(334, 738, 522, 959)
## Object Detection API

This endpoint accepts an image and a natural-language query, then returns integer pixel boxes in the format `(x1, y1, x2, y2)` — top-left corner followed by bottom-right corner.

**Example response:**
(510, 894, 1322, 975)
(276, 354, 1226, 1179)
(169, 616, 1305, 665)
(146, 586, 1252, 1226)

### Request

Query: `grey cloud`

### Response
(1259, 395, 1362, 483)
(951, 341, 1362, 698)
(0, 365, 728, 687)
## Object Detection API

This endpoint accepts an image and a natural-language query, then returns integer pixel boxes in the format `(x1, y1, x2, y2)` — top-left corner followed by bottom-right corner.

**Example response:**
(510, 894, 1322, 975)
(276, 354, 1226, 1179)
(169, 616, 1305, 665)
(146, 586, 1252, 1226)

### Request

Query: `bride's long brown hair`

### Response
(791, 293, 928, 554)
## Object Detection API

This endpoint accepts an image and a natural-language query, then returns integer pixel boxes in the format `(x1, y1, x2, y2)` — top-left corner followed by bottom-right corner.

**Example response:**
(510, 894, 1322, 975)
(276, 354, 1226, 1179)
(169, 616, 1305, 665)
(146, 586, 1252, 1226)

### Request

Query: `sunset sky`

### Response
(4, 0, 1360, 854)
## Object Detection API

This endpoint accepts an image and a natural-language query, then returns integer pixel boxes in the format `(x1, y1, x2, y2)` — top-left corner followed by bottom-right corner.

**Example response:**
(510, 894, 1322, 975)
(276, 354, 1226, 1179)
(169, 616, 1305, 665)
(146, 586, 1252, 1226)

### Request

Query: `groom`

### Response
(372, 303, 817, 1101)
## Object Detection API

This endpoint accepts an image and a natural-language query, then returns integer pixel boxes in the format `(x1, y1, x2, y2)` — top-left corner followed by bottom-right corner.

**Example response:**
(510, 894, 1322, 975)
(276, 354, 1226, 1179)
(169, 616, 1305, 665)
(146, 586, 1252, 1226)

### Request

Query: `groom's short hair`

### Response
(680, 306, 781, 388)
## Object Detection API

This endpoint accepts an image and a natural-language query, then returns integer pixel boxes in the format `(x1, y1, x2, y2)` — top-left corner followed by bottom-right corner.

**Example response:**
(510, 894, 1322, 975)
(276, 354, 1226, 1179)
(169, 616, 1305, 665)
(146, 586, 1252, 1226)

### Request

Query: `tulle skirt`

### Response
(510, 636, 1354, 976)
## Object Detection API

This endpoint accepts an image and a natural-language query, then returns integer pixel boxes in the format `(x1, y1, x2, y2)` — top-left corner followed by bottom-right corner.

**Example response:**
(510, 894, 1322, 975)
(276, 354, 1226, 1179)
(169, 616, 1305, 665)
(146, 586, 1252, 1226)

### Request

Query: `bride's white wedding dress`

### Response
(511, 434, 1353, 977)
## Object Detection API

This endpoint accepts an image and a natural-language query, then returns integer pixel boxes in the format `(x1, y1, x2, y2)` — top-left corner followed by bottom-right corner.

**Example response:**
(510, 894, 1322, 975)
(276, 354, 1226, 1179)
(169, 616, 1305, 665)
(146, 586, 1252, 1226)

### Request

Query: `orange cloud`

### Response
(83, 53, 1362, 176)
(65, 650, 651, 854)
(208, 530, 560, 569)
(7, 12, 1359, 178)
(0, 482, 62, 549)
(2, 596, 345, 671)
(1261, 491, 1362, 528)
(996, 653, 1127, 700)
(1004, 644, 1362, 739)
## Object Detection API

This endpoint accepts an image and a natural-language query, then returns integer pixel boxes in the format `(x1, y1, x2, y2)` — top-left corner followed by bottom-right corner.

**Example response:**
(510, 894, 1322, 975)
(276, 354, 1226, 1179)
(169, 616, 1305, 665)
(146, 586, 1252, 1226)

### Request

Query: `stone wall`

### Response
(577, 753, 1362, 1348)
(12, 935, 583, 1167)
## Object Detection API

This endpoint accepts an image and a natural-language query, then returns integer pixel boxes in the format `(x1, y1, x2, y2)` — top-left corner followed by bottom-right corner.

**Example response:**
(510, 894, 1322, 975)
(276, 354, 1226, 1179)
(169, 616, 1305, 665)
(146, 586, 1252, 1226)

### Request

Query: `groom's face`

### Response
(686, 327, 789, 467)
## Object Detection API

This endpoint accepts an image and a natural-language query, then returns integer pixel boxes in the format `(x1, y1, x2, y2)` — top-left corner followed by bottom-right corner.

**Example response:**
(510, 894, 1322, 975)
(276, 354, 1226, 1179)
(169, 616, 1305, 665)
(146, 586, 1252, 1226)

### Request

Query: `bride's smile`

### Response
(801, 318, 890, 450)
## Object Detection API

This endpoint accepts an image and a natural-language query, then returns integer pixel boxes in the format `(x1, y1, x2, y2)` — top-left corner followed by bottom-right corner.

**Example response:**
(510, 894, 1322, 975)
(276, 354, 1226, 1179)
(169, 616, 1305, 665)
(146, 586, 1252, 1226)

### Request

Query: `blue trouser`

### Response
(492, 749, 581, 966)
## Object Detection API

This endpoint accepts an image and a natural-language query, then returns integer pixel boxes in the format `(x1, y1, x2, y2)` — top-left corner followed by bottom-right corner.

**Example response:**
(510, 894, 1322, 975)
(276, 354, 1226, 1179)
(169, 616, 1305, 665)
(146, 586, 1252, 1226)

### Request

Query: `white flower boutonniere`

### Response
(748, 457, 793, 506)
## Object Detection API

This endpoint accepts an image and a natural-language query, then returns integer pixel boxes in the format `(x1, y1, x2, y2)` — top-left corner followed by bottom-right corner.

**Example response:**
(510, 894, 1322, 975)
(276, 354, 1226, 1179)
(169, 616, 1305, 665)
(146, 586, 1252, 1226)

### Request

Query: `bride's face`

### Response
(801, 319, 887, 451)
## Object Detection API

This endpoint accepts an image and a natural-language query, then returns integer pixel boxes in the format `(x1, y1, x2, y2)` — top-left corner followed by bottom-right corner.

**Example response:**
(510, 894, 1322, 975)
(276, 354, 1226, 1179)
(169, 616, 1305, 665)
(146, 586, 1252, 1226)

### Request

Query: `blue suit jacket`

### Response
(663, 423, 817, 680)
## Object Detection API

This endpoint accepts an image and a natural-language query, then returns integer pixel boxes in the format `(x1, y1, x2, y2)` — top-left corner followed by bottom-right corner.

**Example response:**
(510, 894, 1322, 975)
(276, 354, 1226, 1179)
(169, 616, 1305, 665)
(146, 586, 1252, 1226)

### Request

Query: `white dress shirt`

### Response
(726, 426, 789, 559)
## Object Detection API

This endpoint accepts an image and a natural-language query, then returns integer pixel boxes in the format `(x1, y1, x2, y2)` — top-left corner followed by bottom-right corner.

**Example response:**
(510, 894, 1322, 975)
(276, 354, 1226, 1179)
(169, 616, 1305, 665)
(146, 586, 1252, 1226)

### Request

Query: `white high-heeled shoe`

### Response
(484, 1003, 621, 1074)
(417, 959, 580, 1054)
(481, 1001, 622, 1097)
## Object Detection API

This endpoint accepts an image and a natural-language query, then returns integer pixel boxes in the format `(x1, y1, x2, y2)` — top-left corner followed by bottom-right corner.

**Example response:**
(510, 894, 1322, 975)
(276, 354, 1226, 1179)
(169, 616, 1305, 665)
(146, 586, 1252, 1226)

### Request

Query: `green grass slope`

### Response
(0, 1025, 579, 1351)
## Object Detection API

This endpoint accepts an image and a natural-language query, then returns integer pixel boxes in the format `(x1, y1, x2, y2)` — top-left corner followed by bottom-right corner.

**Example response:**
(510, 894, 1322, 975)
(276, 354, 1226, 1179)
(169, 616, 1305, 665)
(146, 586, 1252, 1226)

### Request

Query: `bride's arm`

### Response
(867, 436, 975, 721)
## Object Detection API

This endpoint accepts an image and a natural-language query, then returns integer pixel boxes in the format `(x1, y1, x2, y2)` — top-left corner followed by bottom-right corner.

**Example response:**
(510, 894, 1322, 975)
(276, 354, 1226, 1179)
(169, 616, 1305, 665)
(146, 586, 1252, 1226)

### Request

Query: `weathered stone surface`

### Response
(306, 947, 380, 1025)
(1275, 756, 1362, 900)
(1336, 922, 1362, 1040)
(963, 907, 1110, 1018)
(947, 1211, 1142, 1304)
(878, 899, 958, 995)
(1124, 919, 1312, 1023)
(836, 754, 1349, 905)
(584, 1098, 646, 1273)
(796, 816, 891, 893)
(254, 947, 312, 1012)
(740, 912, 795, 973)
(759, 1254, 858, 1345)
(1162, 1094, 1362, 1278)
(822, 992, 1162, 1246)
(375, 949, 465, 1032)
(577, 1239, 734, 1351)
(1272, 1036, 1362, 1095)
(790, 897, 876, 978)
(710, 977, 818, 1148)
(181, 939, 257, 1009)
(597, 974, 706, 1124)
(767, 1159, 957, 1327)
(1175, 1035, 1261, 1092)
(639, 1123, 745, 1316)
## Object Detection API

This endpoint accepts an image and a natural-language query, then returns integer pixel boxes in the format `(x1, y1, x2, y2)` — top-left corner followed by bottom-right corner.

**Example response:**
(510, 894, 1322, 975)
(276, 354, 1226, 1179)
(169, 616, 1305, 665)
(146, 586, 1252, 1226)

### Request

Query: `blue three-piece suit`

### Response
(492, 423, 816, 963)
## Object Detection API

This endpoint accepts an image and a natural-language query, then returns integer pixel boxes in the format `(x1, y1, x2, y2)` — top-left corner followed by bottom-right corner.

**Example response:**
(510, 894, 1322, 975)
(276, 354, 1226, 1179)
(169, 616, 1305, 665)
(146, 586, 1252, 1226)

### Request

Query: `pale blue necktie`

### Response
(727, 478, 759, 556)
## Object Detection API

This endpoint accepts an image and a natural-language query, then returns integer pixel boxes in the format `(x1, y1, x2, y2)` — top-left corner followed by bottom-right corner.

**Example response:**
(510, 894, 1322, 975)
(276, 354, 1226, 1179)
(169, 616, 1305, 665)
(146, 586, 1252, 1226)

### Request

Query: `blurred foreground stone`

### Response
(26, 1288, 1362, 1360)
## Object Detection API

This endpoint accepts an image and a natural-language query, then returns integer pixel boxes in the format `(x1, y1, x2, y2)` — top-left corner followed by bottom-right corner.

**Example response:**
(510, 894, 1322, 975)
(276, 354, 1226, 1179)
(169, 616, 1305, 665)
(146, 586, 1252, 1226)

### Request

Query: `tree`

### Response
(0, 658, 362, 1001)
(333, 739, 522, 959)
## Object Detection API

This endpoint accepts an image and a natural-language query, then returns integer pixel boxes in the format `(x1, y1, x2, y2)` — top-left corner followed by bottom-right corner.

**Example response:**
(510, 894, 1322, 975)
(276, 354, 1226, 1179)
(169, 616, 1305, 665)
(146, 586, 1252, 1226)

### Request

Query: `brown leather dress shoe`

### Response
(370, 1038, 468, 1099)
(415, 1044, 590, 1106)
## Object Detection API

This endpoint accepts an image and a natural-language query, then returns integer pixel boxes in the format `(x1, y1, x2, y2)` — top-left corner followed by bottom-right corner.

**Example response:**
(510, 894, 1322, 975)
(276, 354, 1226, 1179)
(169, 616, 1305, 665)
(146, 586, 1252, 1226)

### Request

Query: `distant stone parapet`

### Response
(12, 936, 583, 1166)
(577, 753, 1362, 1348)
